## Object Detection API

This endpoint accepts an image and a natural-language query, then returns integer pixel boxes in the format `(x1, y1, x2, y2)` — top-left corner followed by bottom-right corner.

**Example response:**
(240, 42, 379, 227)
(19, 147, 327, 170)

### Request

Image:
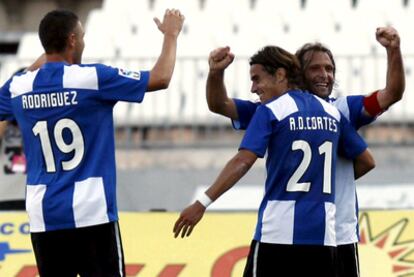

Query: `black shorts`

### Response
(31, 221, 125, 277)
(337, 243, 360, 277)
(243, 240, 338, 277)
(0, 199, 25, 210)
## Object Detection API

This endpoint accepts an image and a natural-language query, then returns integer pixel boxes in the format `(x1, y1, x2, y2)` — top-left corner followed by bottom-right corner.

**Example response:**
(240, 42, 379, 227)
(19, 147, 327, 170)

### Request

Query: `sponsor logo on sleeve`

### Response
(118, 68, 141, 80)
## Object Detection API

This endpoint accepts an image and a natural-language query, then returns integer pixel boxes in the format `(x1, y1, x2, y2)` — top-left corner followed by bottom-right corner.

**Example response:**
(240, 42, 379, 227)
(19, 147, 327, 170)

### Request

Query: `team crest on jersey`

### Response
(118, 68, 141, 80)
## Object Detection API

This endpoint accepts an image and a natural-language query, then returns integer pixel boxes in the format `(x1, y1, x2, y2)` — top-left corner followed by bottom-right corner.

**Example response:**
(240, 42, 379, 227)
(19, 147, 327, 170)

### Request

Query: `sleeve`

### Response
(337, 113, 368, 160)
(0, 80, 15, 121)
(239, 105, 274, 158)
(346, 95, 375, 129)
(232, 98, 260, 130)
(95, 64, 150, 103)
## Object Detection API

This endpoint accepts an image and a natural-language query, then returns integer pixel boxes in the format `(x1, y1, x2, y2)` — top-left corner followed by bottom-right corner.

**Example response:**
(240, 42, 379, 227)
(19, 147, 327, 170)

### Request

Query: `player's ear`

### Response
(67, 32, 76, 49)
(275, 67, 287, 83)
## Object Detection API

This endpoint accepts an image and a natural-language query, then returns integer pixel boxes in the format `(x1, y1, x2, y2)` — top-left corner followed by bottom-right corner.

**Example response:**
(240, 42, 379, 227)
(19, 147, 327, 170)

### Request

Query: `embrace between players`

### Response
(173, 27, 404, 277)
(0, 7, 404, 277)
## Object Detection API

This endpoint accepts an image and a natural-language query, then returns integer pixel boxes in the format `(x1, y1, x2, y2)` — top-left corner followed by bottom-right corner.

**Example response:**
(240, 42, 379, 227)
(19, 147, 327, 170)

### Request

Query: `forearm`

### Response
(206, 71, 229, 111)
(205, 151, 256, 201)
(206, 71, 238, 119)
(378, 47, 405, 108)
(148, 34, 178, 91)
(354, 149, 375, 179)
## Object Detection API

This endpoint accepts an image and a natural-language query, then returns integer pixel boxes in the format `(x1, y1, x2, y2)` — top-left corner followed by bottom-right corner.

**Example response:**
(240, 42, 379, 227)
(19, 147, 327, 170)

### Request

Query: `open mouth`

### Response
(315, 82, 328, 89)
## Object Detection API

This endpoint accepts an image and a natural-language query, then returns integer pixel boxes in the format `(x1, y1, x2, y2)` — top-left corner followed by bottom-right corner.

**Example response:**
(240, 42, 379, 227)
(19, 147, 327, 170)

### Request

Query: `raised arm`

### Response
(147, 9, 184, 91)
(354, 148, 375, 179)
(173, 149, 257, 238)
(206, 46, 239, 120)
(365, 27, 405, 116)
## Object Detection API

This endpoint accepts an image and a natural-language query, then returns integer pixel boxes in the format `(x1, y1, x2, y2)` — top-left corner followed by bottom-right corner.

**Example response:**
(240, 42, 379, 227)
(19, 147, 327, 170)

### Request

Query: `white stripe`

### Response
(26, 184, 47, 232)
(9, 69, 39, 98)
(72, 177, 109, 228)
(114, 222, 124, 277)
(331, 96, 350, 120)
(354, 243, 360, 277)
(314, 95, 341, 121)
(324, 202, 336, 246)
(63, 65, 98, 90)
(261, 200, 295, 244)
(266, 94, 298, 121)
(253, 241, 259, 277)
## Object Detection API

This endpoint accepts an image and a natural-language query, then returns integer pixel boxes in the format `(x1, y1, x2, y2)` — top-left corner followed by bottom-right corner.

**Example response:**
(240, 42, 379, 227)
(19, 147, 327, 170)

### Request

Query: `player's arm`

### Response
(206, 47, 239, 120)
(0, 121, 6, 139)
(363, 27, 405, 117)
(147, 9, 184, 91)
(338, 113, 375, 178)
(26, 54, 46, 71)
(354, 148, 375, 179)
(173, 149, 257, 238)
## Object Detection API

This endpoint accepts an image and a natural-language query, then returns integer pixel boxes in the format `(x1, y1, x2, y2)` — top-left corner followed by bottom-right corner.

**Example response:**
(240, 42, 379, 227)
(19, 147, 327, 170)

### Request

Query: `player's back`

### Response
(244, 90, 365, 246)
(4, 61, 147, 232)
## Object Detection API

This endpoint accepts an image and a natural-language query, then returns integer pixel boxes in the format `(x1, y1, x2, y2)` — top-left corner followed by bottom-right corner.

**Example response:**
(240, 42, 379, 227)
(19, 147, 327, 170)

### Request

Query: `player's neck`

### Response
(46, 53, 74, 64)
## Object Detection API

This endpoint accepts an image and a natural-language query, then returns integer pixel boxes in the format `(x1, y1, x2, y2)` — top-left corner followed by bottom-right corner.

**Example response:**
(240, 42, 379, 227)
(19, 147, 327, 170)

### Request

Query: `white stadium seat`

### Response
(12, 0, 407, 124)
(17, 32, 43, 60)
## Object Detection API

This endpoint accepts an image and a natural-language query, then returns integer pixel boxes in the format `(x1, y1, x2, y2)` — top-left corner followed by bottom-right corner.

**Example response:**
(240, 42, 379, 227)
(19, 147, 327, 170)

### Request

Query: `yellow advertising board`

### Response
(0, 210, 414, 276)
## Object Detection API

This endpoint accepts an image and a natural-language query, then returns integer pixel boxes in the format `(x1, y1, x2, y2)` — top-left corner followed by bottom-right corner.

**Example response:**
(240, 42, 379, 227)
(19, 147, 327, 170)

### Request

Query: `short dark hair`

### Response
(249, 45, 302, 88)
(295, 42, 336, 76)
(38, 10, 79, 54)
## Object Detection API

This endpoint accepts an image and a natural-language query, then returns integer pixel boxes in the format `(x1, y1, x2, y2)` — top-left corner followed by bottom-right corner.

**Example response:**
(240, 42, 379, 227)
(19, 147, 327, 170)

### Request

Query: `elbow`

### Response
(395, 90, 404, 102)
(390, 89, 404, 104)
(233, 151, 257, 172)
(157, 76, 171, 90)
(207, 102, 221, 114)
(366, 158, 376, 172)
(384, 85, 405, 106)
(148, 71, 172, 91)
(364, 150, 376, 173)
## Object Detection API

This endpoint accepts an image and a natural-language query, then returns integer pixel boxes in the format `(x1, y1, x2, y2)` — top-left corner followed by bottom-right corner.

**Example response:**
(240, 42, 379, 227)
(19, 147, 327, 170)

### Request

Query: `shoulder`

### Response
(333, 95, 364, 107)
(309, 94, 341, 121)
(7, 69, 40, 97)
(264, 92, 300, 121)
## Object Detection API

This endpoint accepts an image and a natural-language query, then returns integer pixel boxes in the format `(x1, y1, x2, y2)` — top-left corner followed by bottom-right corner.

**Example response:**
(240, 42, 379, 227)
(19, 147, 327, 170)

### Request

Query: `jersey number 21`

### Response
(286, 140, 332, 194)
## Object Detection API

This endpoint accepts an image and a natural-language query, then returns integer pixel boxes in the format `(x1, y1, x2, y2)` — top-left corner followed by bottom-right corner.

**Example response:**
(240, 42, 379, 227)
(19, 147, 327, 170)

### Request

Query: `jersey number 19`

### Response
(32, 118, 85, 173)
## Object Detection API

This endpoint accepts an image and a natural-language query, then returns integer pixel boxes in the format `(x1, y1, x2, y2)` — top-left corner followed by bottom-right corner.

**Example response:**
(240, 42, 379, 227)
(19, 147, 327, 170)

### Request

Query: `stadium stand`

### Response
(1, 0, 414, 146)
(16, 32, 44, 60)
(0, 1, 413, 234)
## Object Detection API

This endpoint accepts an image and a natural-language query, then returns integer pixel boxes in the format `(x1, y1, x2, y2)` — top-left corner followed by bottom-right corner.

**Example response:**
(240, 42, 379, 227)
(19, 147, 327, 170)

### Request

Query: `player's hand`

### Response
(208, 46, 235, 73)
(154, 9, 185, 37)
(173, 201, 206, 238)
(376, 26, 400, 49)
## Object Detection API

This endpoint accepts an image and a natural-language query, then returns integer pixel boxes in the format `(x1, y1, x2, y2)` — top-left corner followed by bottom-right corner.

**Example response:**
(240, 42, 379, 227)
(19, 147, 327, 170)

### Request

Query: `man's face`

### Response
(250, 64, 281, 103)
(303, 51, 334, 99)
(72, 21, 85, 64)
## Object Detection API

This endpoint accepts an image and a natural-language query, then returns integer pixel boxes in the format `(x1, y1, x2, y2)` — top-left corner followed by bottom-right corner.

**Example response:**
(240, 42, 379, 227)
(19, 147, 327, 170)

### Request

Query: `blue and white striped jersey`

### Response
(233, 93, 374, 245)
(0, 62, 149, 232)
(239, 90, 367, 246)
(327, 96, 374, 245)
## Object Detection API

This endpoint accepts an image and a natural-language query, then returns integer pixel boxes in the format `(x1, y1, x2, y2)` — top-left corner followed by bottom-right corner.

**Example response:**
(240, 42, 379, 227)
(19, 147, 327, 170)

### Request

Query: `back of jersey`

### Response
(4, 62, 149, 232)
(240, 90, 366, 246)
